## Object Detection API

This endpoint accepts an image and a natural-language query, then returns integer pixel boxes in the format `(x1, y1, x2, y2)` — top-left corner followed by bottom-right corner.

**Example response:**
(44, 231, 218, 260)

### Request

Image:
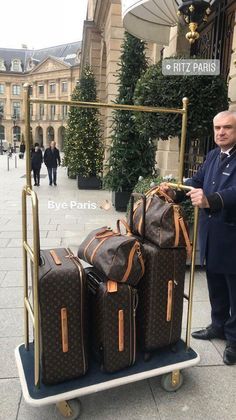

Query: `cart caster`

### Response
(56, 399, 81, 420)
(143, 352, 151, 362)
(161, 370, 183, 392)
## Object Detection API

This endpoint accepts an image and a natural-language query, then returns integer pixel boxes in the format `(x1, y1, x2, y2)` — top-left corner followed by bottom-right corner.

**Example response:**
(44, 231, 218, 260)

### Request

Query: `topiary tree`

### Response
(134, 58, 229, 141)
(104, 32, 156, 193)
(63, 66, 104, 178)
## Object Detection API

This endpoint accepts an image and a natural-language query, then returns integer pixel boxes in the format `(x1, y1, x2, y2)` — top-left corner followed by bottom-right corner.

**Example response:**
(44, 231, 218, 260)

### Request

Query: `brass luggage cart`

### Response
(15, 84, 200, 419)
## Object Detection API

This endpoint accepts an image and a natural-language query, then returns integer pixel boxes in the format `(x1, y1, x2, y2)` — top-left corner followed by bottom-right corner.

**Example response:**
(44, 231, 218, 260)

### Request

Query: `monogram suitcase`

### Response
(86, 268, 138, 373)
(130, 194, 187, 355)
(137, 244, 186, 353)
(38, 248, 88, 384)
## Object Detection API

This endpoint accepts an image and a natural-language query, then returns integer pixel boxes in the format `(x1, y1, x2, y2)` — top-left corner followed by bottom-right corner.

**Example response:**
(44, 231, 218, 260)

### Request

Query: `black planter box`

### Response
(112, 191, 131, 212)
(77, 175, 102, 190)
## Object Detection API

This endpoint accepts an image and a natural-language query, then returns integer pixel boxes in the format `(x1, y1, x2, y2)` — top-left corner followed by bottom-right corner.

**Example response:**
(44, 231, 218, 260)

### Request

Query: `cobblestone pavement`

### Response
(0, 154, 235, 420)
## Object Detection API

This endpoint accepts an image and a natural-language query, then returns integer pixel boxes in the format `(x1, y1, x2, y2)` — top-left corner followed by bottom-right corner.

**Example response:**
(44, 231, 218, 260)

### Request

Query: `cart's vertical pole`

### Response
(178, 97, 189, 183)
(22, 84, 30, 351)
(31, 190, 40, 387)
(22, 187, 29, 350)
(178, 97, 199, 350)
(186, 206, 199, 348)
(23, 84, 32, 189)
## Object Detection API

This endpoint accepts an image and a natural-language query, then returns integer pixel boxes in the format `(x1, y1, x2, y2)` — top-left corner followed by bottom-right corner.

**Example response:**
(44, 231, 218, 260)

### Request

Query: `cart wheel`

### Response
(161, 371, 183, 392)
(143, 352, 151, 362)
(56, 399, 81, 420)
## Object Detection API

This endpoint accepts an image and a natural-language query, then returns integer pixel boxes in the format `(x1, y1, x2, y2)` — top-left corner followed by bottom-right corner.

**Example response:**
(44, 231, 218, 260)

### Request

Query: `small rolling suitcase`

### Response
(38, 248, 88, 384)
(86, 268, 138, 373)
(130, 194, 187, 355)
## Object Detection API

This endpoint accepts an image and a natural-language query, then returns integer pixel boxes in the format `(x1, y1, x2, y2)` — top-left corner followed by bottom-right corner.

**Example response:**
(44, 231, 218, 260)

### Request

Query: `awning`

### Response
(122, 0, 180, 45)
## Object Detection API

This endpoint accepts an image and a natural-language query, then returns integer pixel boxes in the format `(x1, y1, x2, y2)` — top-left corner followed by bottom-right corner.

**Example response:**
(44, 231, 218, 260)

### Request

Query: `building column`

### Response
(156, 137, 179, 178)
(229, 11, 236, 110)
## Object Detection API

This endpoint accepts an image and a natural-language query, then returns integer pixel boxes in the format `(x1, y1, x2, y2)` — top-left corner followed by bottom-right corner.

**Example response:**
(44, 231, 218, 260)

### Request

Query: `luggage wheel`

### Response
(161, 370, 183, 392)
(143, 352, 151, 362)
(56, 399, 81, 419)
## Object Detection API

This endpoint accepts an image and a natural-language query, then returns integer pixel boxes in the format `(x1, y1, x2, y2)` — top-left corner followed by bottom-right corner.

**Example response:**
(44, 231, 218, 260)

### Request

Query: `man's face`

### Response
(51, 141, 55, 149)
(214, 114, 236, 151)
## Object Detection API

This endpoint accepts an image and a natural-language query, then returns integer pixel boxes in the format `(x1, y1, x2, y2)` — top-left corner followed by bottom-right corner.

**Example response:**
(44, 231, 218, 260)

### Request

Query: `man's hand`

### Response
(159, 182, 176, 200)
(186, 188, 210, 208)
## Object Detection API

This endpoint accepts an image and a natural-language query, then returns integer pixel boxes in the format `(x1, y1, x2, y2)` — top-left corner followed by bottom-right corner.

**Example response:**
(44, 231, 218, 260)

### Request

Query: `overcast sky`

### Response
(1, 0, 88, 49)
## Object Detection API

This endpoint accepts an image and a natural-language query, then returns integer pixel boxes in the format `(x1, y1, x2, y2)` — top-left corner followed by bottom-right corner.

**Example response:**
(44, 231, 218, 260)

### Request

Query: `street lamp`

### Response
(12, 115, 17, 153)
(0, 112, 3, 155)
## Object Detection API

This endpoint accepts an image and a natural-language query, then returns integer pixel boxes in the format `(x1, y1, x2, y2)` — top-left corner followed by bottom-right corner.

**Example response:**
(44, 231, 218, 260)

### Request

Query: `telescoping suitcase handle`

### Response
(129, 193, 146, 242)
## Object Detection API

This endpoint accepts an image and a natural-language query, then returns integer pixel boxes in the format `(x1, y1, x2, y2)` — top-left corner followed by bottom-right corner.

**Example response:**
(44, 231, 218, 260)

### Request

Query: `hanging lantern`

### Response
(177, 0, 217, 44)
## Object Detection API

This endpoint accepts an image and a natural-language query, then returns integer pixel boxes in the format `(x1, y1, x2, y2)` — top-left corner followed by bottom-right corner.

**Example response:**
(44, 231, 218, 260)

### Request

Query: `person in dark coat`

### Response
(31, 143, 43, 186)
(160, 110, 236, 365)
(43, 141, 61, 186)
(19, 141, 26, 159)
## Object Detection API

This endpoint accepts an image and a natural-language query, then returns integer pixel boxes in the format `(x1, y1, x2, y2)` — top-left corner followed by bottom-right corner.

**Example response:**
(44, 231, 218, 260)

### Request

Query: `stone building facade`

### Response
(0, 42, 81, 151)
(81, 0, 159, 164)
(81, 0, 236, 178)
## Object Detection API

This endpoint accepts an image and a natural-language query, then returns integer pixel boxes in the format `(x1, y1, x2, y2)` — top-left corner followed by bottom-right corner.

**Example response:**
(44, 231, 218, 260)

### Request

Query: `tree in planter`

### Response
(104, 32, 156, 205)
(134, 58, 229, 142)
(63, 66, 104, 183)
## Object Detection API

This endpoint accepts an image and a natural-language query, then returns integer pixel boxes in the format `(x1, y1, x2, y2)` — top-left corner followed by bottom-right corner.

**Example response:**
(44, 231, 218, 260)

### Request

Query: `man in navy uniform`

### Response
(161, 110, 236, 365)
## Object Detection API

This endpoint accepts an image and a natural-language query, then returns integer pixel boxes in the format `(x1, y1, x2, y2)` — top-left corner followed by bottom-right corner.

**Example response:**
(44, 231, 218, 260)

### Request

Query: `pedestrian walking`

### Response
(31, 143, 43, 186)
(43, 141, 61, 186)
(19, 141, 25, 159)
(160, 110, 236, 365)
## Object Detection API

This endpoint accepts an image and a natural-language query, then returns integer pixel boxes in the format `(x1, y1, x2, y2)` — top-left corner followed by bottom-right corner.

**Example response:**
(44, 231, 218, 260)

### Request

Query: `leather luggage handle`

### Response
(50, 249, 62, 265)
(130, 193, 146, 241)
(145, 186, 174, 203)
(116, 219, 132, 235)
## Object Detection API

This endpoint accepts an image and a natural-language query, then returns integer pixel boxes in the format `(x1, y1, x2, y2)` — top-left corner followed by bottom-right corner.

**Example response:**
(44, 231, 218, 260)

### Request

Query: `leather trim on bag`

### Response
(61, 307, 69, 353)
(107, 280, 118, 293)
(50, 249, 62, 265)
(118, 310, 124, 352)
(166, 281, 174, 322)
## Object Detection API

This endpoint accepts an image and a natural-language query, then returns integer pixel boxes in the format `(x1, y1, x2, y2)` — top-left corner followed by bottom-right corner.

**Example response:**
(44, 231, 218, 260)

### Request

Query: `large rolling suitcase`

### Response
(38, 248, 88, 384)
(130, 194, 187, 355)
(86, 268, 138, 373)
(137, 244, 186, 353)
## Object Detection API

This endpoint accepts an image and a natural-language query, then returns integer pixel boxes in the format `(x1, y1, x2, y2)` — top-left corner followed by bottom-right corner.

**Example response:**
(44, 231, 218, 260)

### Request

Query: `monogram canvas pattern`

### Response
(137, 244, 186, 351)
(87, 271, 136, 373)
(133, 195, 186, 248)
(78, 227, 144, 286)
(39, 248, 88, 385)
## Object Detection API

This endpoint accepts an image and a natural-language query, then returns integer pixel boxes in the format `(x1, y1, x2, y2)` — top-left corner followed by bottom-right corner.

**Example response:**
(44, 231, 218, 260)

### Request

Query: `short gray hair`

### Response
(214, 110, 236, 123)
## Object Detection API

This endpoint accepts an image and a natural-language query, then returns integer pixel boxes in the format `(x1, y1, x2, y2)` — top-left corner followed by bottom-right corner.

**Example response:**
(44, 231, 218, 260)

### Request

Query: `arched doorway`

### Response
(47, 126, 54, 144)
(58, 126, 65, 151)
(12, 125, 21, 151)
(35, 126, 43, 147)
(12, 125, 21, 141)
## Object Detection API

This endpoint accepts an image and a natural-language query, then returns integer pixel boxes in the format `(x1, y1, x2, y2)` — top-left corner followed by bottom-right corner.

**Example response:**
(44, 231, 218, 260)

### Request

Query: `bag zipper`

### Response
(66, 248, 87, 374)
(129, 286, 138, 365)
